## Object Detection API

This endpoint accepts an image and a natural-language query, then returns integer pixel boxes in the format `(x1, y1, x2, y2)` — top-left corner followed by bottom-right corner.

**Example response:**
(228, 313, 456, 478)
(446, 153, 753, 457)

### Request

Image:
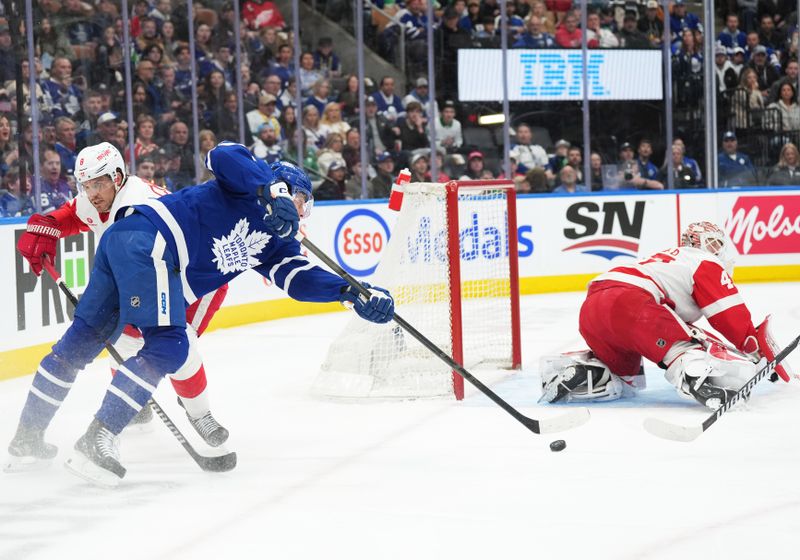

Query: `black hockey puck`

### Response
(549, 440, 566, 452)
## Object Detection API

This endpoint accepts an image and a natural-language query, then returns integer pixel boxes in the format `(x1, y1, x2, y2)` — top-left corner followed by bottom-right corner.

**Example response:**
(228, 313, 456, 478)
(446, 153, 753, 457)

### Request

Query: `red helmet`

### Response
(680, 221, 726, 256)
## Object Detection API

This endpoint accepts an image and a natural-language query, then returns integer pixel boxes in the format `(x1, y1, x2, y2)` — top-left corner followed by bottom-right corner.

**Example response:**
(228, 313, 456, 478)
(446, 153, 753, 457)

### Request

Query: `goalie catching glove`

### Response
(18, 214, 61, 276)
(744, 315, 792, 382)
(340, 282, 395, 324)
(259, 182, 300, 239)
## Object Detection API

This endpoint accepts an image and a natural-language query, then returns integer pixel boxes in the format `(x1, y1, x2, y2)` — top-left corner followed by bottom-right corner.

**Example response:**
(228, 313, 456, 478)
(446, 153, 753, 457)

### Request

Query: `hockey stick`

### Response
(298, 234, 590, 435)
(643, 334, 800, 442)
(42, 258, 237, 473)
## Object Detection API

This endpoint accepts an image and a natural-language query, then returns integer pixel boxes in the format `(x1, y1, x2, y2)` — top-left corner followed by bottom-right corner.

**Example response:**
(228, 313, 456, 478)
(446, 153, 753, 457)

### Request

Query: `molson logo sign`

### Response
(726, 195, 800, 255)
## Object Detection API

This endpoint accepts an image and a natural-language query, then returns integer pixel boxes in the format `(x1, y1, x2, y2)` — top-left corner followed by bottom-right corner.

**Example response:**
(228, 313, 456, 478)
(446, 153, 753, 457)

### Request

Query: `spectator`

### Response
(473, 16, 500, 46)
(554, 13, 581, 48)
(211, 44, 236, 88)
(313, 37, 342, 78)
(157, 65, 189, 129)
(461, 150, 486, 179)
(758, 0, 791, 30)
(316, 133, 346, 177)
(263, 74, 284, 107)
(669, 0, 703, 46)
(210, 91, 250, 143)
(320, 102, 351, 138)
(430, 148, 451, 182)
(200, 70, 229, 127)
(137, 155, 156, 182)
(197, 130, 217, 181)
(718, 130, 757, 186)
(673, 28, 704, 108)
(364, 95, 395, 156)
(40, 148, 73, 208)
(664, 142, 701, 188)
(495, 2, 526, 41)
(758, 14, 785, 52)
(672, 138, 703, 184)
(459, 0, 482, 32)
(338, 74, 362, 119)
(0, 114, 15, 174)
(437, 6, 472, 100)
(37, 18, 72, 71)
(566, 145, 583, 183)
(370, 151, 396, 198)
(314, 159, 347, 200)
(586, 11, 619, 48)
(619, 12, 651, 48)
(86, 112, 123, 151)
(730, 46, 746, 75)
(509, 123, 548, 173)
(767, 60, 799, 104)
(530, 0, 557, 35)
(164, 120, 195, 180)
(715, 46, 739, 95)
(619, 141, 664, 190)
(636, 139, 660, 180)
(399, 101, 429, 153)
(434, 100, 463, 152)
(279, 77, 298, 111)
(133, 114, 159, 161)
(768, 142, 800, 185)
(748, 45, 780, 94)
(305, 78, 333, 117)
(246, 93, 281, 144)
(269, 44, 295, 87)
(0, 24, 15, 83)
(54, 116, 78, 177)
(374, 76, 406, 119)
(301, 105, 326, 151)
(767, 82, 800, 133)
(5, 59, 46, 115)
(134, 59, 163, 116)
(403, 78, 438, 118)
(160, 20, 179, 57)
(341, 128, 361, 169)
(161, 144, 193, 191)
(129, 0, 149, 37)
(718, 13, 747, 50)
(344, 161, 365, 199)
(0, 166, 34, 217)
(42, 57, 82, 118)
(545, 138, 570, 183)
(552, 165, 589, 193)
(525, 166, 549, 193)
(279, 105, 298, 146)
(298, 51, 324, 97)
(513, 15, 555, 48)
(409, 151, 429, 182)
(589, 151, 604, 191)
(243, 0, 286, 30)
(174, 45, 194, 98)
(136, 17, 162, 56)
(251, 122, 284, 164)
(638, 1, 663, 48)
(731, 67, 766, 131)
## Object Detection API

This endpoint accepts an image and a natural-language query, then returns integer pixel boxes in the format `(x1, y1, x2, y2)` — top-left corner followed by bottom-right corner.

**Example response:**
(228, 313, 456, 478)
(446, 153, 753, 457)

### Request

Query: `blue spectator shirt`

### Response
(670, 12, 703, 44)
(717, 151, 756, 186)
(374, 92, 405, 119)
(313, 51, 341, 77)
(637, 158, 660, 180)
(0, 193, 34, 217)
(717, 29, 747, 50)
(513, 32, 555, 48)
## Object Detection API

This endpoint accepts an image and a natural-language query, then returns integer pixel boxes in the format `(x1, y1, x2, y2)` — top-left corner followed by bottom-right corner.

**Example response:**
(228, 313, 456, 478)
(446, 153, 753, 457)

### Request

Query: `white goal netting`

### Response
(313, 182, 517, 399)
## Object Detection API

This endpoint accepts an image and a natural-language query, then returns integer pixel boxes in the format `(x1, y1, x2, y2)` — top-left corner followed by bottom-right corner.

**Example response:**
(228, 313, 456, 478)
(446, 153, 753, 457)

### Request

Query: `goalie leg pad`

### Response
(540, 351, 633, 403)
(757, 315, 792, 382)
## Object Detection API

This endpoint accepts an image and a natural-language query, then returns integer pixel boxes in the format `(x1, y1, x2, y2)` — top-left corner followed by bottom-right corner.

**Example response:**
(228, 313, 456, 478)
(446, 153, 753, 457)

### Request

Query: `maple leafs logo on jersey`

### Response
(211, 218, 271, 274)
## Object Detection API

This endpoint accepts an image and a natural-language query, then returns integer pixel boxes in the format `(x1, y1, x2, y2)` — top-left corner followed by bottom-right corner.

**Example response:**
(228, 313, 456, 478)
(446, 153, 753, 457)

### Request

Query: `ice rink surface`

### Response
(1, 282, 799, 560)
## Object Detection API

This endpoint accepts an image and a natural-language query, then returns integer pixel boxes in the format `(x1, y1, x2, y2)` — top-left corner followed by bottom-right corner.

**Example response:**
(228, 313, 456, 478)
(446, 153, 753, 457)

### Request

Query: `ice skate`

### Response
(179, 398, 229, 447)
(3, 426, 58, 473)
(683, 375, 740, 410)
(65, 418, 125, 488)
(540, 362, 609, 403)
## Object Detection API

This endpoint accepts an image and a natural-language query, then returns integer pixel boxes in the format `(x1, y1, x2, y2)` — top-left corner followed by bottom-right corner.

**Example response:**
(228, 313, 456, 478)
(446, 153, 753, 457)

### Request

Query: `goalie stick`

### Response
(298, 233, 590, 435)
(643, 334, 800, 442)
(42, 258, 237, 473)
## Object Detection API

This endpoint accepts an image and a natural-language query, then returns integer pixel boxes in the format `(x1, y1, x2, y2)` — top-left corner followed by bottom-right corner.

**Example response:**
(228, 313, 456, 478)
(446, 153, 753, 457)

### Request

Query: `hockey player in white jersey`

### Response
(541, 221, 790, 409)
(7, 142, 233, 472)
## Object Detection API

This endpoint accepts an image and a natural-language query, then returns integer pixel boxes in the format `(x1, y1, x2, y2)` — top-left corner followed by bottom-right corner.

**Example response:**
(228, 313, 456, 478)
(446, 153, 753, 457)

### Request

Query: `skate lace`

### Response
(192, 412, 221, 438)
(97, 427, 120, 461)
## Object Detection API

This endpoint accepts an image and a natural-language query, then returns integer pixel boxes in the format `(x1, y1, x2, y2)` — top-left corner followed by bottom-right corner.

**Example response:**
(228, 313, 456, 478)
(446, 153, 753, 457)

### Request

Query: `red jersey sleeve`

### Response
(691, 260, 757, 351)
(48, 200, 90, 238)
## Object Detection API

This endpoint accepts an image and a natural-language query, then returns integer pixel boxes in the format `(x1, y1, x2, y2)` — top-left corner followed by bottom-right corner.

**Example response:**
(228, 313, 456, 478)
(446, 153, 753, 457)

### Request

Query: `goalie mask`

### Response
(681, 221, 736, 274)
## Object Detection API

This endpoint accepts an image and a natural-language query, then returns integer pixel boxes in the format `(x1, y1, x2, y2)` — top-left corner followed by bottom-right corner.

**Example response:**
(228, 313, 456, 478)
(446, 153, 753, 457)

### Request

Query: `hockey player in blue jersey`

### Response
(6, 142, 394, 486)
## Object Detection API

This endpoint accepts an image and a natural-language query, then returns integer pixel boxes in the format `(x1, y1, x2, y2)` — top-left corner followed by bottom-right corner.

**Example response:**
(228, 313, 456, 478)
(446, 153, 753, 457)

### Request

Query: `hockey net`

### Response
(313, 180, 521, 400)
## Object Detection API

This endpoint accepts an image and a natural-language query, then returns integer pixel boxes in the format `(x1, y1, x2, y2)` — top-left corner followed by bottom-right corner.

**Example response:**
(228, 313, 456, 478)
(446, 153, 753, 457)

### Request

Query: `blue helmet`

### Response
(270, 161, 312, 201)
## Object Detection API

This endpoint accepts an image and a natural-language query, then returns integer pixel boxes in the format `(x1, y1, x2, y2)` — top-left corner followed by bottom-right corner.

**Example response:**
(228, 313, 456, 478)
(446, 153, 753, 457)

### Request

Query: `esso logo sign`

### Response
(334, 208, 391, 276)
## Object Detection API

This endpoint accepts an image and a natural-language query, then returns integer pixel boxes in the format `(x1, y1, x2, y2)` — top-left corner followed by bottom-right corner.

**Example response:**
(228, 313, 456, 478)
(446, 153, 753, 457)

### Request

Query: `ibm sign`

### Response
(458, 49, 663, 101)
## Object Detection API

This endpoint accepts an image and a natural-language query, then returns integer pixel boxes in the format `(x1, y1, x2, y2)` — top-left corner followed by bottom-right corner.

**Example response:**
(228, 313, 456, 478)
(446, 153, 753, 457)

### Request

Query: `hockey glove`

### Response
(340, 282, 395, 324)
(260, 182, 300, 239)
(18, 214, 61, 276)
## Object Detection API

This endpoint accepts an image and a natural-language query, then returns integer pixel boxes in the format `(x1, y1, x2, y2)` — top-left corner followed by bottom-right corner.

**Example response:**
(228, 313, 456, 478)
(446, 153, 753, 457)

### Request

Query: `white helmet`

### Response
(74, 142, 127, 191)
(681, 221, 736, 273)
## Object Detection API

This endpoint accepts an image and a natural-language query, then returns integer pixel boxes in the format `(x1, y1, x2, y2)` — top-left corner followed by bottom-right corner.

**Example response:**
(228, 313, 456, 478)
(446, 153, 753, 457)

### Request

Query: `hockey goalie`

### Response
(540, 221, 792, 410)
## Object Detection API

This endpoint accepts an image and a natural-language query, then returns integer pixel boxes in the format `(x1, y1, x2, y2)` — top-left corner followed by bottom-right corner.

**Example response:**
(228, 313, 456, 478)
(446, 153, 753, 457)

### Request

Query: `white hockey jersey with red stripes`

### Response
(592, 246, 757, 351)
(49, 176, 169, 239)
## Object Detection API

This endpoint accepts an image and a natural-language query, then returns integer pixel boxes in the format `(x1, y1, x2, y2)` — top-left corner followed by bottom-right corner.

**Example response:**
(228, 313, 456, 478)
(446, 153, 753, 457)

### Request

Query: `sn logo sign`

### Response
(562, 201, 646, 260)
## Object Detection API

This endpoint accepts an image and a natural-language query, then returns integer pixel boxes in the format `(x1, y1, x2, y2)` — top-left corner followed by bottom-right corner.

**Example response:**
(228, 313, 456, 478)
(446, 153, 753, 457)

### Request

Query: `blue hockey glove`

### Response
(340, 283, 395, 324)
(260, 182, 300, 239)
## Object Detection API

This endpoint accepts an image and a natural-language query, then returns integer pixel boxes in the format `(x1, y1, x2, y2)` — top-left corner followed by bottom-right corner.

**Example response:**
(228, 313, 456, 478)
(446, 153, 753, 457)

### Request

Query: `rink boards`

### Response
(1, 186, 799, 380)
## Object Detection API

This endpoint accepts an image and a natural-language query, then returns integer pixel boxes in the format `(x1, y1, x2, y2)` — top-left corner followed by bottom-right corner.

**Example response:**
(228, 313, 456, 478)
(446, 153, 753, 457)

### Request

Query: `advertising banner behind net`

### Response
(457, 49, 663, 101)
(2, 189, 798, 355)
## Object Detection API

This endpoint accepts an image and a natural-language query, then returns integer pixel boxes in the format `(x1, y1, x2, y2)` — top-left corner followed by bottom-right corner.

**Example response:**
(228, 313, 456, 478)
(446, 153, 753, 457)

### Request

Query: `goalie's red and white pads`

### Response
(756, 315, 791, 382)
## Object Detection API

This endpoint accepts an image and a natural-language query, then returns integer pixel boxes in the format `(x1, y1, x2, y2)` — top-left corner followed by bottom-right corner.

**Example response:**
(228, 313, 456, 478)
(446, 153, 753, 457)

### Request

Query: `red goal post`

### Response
(314, 179, 522, 401)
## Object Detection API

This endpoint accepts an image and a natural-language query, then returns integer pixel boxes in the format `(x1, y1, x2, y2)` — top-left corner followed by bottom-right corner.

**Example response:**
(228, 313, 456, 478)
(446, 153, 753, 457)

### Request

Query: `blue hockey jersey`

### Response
(129, 142, 348, 304)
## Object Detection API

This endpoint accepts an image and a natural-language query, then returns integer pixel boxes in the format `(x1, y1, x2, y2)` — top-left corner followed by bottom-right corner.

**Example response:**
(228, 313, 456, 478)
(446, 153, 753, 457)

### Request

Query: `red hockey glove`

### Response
(756, 316, 791, 382)
(17, 214, 61, 276)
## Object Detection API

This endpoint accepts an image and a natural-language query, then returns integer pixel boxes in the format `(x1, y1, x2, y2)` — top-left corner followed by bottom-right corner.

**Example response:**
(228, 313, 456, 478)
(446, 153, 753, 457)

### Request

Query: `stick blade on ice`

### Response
(536, 407, 591, 434)
(643, 417, 703, 442)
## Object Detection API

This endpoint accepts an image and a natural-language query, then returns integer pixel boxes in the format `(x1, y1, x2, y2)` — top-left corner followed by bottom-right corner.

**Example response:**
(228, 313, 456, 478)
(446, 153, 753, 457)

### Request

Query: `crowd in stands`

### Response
(2, 0, 800, 217)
